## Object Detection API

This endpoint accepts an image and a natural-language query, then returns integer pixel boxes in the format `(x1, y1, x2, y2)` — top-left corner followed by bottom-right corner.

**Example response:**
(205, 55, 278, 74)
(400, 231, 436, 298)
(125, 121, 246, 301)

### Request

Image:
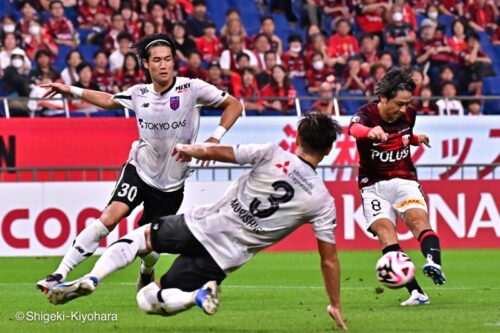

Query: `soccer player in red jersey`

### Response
(349, 67, 446, 306)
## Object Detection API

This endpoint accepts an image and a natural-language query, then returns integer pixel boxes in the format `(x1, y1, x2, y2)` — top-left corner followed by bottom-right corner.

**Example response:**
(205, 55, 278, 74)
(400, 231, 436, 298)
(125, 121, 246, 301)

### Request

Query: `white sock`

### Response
(88, 225, 148, 281)
(137, 282, 195, 315)
(139, 251, 160, 274)
(54, 219, 109, 279)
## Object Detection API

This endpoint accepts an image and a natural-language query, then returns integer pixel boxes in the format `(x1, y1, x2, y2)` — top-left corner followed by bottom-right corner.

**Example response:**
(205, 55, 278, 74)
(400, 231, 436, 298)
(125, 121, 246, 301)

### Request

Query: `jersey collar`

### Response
(151, 76, 177, 96)
(298, 156, 317, 172)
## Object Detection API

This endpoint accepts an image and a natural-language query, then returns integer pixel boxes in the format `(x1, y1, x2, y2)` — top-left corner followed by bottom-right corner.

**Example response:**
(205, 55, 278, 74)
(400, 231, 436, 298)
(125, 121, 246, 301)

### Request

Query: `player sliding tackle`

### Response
(349, 67, 446, 306)
(36, 33, 242, 293)
(46, 112, 348, 330)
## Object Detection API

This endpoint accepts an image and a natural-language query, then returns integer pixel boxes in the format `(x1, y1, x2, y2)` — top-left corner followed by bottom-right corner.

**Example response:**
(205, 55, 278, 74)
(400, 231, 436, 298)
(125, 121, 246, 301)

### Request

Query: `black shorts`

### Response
(109, 163, 184, 226)
(150, 214, 226, 291)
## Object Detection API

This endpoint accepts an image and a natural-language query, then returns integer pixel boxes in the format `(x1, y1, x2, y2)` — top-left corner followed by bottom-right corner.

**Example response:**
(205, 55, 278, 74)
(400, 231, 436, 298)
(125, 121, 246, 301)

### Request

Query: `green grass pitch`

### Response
(1, 249, 499, 333)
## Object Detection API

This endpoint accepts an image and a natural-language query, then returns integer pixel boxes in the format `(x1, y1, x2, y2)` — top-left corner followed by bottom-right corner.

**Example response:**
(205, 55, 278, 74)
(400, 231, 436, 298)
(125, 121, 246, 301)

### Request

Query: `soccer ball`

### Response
(375, 251, 416, 289)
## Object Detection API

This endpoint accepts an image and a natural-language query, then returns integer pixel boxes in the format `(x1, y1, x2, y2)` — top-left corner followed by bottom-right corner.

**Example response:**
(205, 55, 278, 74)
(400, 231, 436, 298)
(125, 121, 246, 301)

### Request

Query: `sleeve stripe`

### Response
(114, 95, 132, 100)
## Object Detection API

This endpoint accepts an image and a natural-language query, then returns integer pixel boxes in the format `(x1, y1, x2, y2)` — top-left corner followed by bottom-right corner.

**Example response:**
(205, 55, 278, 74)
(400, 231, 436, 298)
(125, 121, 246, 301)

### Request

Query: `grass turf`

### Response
(0, 249, 499, 333)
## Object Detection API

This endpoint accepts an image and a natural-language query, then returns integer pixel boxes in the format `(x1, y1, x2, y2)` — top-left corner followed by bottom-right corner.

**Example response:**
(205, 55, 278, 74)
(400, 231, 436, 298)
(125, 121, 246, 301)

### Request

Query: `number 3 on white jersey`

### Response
(117, 183, 138, 202)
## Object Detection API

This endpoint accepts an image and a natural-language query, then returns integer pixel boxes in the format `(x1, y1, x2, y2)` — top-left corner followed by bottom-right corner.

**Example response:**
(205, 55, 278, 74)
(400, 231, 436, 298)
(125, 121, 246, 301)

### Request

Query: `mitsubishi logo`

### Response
(276, 161, 290, 174)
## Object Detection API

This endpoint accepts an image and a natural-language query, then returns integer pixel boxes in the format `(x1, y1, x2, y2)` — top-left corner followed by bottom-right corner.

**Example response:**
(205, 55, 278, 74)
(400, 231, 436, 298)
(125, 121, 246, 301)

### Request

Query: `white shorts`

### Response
(361, 178, 428, 232)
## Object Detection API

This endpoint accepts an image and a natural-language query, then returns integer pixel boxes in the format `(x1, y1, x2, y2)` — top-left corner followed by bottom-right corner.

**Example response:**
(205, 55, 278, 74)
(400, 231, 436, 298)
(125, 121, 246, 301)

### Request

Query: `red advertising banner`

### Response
(269, 180, 499, 251)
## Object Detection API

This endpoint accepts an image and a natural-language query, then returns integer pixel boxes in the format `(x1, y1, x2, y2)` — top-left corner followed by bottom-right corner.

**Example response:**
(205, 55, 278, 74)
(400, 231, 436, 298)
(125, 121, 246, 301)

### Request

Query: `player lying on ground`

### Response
(46, 112, 348, 330)
(36, 33, 243, 293)
(349, 67, 446, 306)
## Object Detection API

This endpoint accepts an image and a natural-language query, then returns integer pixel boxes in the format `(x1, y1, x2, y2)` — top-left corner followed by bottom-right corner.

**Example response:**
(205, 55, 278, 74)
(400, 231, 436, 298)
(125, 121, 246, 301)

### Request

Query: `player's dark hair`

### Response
(298, 112, 342, 154)
(132, 33, 176, 61)
(374, 67, 416, 100)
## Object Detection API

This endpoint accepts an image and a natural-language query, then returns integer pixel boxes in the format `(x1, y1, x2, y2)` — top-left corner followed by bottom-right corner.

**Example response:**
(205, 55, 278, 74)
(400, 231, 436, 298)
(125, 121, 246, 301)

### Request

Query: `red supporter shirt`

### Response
(178, 67, 207, 80)
(465, 2, 496, 29)
(436, 0, 463, 15)
(322, 0, 349, 17)
(92, 68, 114, 93)
(306, 68, 335, 89)
(77, 5, 111, 28)
(447, 36, 467, 63)
(44, 17, 75, 41)
(261, 84, 297, 113)
(196, 37, 222, 62)
(327, 34, 360, 59)
(354, 3, 385, 33)
(415, 36, 453, 62)
(234, 82, 262, 104)
(343, 67, 369, 90)
(114, 70, 146, 90)
(207, 76, 232, 94)
(24, 33, 57, 59)
(281, 51, 306, 77)
(349, 102, 418, 188)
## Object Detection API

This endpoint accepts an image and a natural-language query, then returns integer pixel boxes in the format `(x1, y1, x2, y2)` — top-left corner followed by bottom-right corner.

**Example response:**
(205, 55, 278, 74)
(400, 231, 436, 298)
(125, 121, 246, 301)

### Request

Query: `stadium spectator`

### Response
(305, 24, 322, 50)
(379, 51, 394, 69)
(322, 0, 351, 21)
(220, 35, 257, 76)
(24, 19, 58, 60)
(92, 50, 115, 93)
(220, 17, 250, 50)
(465, 0, 498, 34)
(196, 22, 222, 63)
(436, 0, 464, 17)
(415, 19, 453, 79)
(61, 50, 83, 85)
(353, 0, 391, 44)
(327, 19, 359, 69)
(77, 0, 111, 31)
(103, 13, 127, 53)
(1, 14, 21, 42)
(147, 1, 169, 34)
(306, 33, 332, 70)
(397, 47, 414, 68)
(0, 33, 31, 73)
(431, 65, 457, 96)
(436, 81, 464, 116)
(311, 82, 336, 115)
(306, 52, 336, 94)
(460, 33, 495, 95)
(261, 64, 296, 114)
(269, 0, 298, 23)
(141, 20, 159, 38)
(364, 63, 387, 96)
(384, 5, 416, 55)
(411, 68, 428, 96)
(45, 0, 77, 47)
(256, 50, 278, 88)
(394, 0, 417, 29)
(409, 0, 431, 15)
(178, 51, 207, 80)
(109, 32, 133, 72)
(113, 52, 146, 91)
(120, 3, 141, 42)
(205, 60, 231, 92)
(303, 0, 321, 26)
(234, 67, 263, 113)
(19, 2, 38, 37)
(342, 56, 368, 92)
(466, 99, 482, 116)
(252, 33, 272, 72)
(72, 62, 101, 113)
(415, 84, 439, 115)
(164, 0, 188, 25)
(2, 49, 31, 98)
(424, 4, 447, 37)
(359, 35, 380, 70)
(448, 19, 469, 64)
(135, 0, 152, 22)
(186, 0, 210, 41)
(29, 49, 60, 86)
(259, 16, 283, 55)
(172, 22, 197, 63)
(281, 35, 306, 78)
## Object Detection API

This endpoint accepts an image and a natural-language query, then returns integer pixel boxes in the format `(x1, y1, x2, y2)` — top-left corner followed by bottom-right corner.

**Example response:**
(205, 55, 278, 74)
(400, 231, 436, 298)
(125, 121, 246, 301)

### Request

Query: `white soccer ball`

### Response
(375, 251, 416, 289)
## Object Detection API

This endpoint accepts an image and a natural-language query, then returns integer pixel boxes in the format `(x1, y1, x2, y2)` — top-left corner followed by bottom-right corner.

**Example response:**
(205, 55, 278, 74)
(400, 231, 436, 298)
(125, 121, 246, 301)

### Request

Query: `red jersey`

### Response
(234, 82, 262, 103)
(447, 36, 467, 63)
(44, 17, 75, 41)
(178, 67, 207, 80)
(327, 34, 360, 59)
(114, 70, 146, 90)
(306, 68, 335, 89)
(354, 3, 385, 33)
(92, 68, 114, 93)
(261, 84, 297, 113)
(196, 36, 222, 62)
(77, 5, 111, 28)
(281, 51, 306, 77)
(465, 2, 496, 29)
(349, 102, 418, 188)
(415, 36, 453, 62)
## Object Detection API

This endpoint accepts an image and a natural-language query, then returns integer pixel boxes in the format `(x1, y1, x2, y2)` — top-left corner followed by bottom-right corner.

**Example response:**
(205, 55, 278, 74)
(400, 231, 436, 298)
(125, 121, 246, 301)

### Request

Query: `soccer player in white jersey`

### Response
(46, 112, 348, 330)
(36, 34, 243, 293)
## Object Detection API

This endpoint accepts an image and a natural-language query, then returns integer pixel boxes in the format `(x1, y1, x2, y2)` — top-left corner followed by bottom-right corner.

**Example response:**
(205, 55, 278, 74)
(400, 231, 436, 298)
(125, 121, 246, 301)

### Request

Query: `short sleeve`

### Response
(192, 79, 229, 107)
(112, 86, 135, 110)
(233, 143, 275, 166)
(310, 196, 336, 244)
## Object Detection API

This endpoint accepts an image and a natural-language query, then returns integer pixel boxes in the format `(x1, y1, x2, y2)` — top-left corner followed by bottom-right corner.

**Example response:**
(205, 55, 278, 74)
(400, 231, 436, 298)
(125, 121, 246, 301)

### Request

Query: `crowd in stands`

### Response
(0, 0, 499, 117)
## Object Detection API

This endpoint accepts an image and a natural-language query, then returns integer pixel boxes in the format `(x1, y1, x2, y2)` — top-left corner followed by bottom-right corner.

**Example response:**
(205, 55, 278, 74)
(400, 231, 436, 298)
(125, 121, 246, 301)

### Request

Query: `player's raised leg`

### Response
(47, 224, 151, 304)
(370, 219, 430, 306)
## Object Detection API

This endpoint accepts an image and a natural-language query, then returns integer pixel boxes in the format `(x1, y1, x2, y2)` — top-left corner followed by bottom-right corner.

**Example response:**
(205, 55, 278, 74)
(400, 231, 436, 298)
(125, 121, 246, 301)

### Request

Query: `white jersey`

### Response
(112, 77, 228, 191)
(185, 143, 337, 273)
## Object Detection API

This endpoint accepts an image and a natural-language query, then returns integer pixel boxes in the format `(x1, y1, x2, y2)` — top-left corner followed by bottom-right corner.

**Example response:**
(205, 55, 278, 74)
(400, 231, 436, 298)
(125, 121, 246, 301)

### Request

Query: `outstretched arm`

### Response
(40, 82, 121, 110)
(173, 143, 237, 164)
(205, 95, 243, 144)
(318, 239, 347, 330)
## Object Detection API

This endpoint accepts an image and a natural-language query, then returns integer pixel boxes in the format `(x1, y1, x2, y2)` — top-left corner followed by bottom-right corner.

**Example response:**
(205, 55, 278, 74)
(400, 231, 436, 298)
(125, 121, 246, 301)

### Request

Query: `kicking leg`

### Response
(371, 219, 429, 306)
(47, 224, 151, 305)
(37, 202, 129, 292)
